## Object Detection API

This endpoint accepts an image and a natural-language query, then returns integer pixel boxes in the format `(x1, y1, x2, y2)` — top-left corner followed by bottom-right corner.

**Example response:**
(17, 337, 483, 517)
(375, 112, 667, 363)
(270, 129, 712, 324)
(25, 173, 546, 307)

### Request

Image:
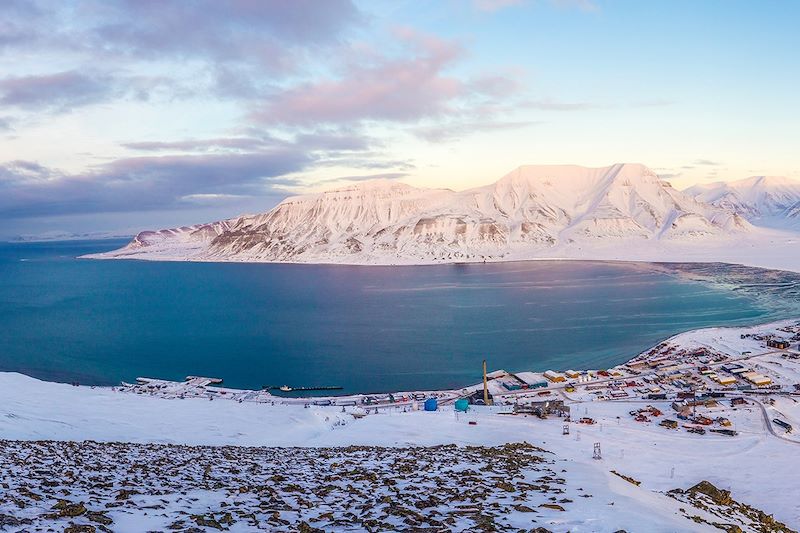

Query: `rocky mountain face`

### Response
(92, 163, 751, 264)
(686, 176, 800, 226)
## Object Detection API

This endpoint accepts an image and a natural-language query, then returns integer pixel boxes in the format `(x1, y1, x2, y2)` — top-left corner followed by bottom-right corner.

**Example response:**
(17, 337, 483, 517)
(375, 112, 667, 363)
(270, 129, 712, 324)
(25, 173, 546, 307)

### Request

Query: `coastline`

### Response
(3, 316, 798, 436)
(14, 239, 797, 395)
(4, 317, 800, 530)
(80, 224, 800, 275)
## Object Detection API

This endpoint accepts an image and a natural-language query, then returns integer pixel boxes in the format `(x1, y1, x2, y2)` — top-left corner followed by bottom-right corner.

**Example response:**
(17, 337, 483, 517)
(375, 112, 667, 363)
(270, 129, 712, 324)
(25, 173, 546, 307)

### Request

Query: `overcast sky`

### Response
(1, 0, 799, 238)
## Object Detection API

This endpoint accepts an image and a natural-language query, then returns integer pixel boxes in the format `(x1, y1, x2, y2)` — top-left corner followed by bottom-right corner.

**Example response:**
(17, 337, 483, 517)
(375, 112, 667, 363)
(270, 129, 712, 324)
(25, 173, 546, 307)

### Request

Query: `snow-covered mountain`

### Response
(686, 175, 800, 228)
(88, 163, 752, 264)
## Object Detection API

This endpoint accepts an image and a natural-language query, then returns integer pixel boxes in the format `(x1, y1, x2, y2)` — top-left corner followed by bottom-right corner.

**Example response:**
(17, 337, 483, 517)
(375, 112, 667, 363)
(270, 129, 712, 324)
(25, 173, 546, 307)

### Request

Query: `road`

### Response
(751, 398, 800, 445)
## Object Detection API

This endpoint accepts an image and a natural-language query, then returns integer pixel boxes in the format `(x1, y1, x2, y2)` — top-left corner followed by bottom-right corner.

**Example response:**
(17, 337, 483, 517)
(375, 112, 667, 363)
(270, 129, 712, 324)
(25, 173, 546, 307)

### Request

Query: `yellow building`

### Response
(543, 370, 566, 383)
(716, 375, 737, 386)
(741, 372, 772, 386)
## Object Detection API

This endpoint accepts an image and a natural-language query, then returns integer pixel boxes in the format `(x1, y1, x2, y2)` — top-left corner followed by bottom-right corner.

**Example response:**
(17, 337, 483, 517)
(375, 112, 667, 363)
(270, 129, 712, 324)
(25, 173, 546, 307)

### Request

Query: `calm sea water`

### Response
(0, 240, 791, 394)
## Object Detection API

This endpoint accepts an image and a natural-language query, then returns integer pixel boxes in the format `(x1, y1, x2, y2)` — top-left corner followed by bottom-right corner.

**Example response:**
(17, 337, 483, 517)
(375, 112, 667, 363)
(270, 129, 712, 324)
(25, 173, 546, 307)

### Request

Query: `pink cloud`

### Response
(473, 0, 525, 12)
(251, 29, 466, 125)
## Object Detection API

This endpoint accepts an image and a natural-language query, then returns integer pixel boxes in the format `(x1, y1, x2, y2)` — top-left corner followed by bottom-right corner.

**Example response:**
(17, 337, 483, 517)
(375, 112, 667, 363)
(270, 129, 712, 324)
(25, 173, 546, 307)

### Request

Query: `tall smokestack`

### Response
(483, 359, 490, 405)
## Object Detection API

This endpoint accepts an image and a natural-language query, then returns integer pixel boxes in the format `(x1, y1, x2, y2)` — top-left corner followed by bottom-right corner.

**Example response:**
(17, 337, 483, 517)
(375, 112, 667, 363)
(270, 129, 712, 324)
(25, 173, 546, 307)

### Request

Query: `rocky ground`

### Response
(0, 440, 575, 532)
(667, 481, 795, 533)
(0, 439, 794, 533)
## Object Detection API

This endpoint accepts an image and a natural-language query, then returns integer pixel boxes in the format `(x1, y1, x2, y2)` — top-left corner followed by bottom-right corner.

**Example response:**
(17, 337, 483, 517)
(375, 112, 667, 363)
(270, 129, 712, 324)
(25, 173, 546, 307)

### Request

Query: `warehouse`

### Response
(741, 372, 772, 387)
(543, 370, 566, 383)
(715, 375, 737, 386)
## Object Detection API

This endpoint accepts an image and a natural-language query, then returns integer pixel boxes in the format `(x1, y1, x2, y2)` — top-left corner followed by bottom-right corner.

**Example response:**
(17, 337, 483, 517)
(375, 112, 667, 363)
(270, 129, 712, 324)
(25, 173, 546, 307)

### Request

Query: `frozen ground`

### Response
(2, 439, 789, 533)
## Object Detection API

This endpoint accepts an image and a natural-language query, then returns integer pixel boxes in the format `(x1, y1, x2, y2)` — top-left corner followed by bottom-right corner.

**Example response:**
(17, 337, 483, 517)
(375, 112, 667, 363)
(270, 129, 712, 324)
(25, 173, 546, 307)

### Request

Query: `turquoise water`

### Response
(0, 240, 791, 394)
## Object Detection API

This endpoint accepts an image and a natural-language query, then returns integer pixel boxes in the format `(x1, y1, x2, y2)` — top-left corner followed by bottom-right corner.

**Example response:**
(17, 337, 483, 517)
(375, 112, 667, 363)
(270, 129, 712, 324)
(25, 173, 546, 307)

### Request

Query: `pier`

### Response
(265, 385, 344, 393)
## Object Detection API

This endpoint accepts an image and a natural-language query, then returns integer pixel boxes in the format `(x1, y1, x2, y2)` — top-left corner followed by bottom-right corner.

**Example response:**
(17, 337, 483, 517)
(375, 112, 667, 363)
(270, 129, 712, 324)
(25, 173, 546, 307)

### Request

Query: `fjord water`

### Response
(0, 240, 790, 394)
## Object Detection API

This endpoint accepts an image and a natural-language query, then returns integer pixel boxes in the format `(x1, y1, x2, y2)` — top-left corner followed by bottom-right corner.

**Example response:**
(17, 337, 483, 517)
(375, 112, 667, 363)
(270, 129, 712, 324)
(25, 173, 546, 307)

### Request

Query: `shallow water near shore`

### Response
(0, 240, 797, 395)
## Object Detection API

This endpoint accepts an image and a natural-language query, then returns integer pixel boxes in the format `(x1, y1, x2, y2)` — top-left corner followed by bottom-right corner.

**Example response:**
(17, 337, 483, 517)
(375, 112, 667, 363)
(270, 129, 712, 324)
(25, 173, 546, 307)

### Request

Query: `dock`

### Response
(266, 385, 344, 393)
(120, 375, 461, 411)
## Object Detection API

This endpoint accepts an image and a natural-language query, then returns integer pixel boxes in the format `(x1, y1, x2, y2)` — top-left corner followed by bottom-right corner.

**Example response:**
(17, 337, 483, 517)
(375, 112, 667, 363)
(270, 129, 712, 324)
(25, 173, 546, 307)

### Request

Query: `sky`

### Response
(1, 0, 799, 238)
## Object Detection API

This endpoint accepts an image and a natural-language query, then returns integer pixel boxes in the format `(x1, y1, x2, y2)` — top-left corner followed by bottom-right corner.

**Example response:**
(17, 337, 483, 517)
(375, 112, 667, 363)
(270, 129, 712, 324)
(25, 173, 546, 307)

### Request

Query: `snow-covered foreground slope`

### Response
(687, 175, 800, 229)
(87, 163, 766, 267)
(1, 439, 789, 533)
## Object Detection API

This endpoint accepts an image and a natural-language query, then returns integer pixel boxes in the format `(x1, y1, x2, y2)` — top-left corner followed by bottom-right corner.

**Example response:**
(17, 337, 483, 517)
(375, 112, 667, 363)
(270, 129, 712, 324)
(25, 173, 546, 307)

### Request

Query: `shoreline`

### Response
(4, 318, 800, 529)
(6, 312, 793, 399)
(4, 316, 798, 406)
(81, 250, 800, 275)
(78, 224, 800, 275)
(12, 242, 800, 398)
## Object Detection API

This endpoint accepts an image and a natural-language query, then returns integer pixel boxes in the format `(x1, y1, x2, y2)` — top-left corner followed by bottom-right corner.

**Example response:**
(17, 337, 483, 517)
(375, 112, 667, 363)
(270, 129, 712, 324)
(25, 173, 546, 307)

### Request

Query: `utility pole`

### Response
(593, 442, 602, 460)
(483, 359, 492, 406)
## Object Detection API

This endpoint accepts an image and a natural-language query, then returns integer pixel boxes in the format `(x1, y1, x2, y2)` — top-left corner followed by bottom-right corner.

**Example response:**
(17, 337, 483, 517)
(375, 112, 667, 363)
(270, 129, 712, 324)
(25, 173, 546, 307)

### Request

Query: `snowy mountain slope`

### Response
(87, 163, 753, 264)
(124, 219, 236, 249)
(686, 175, 800, 228)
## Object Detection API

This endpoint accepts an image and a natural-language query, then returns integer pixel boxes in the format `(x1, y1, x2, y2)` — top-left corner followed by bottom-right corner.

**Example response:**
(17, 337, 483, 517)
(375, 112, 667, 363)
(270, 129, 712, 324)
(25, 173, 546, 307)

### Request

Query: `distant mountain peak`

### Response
(686, 174, 800, 226)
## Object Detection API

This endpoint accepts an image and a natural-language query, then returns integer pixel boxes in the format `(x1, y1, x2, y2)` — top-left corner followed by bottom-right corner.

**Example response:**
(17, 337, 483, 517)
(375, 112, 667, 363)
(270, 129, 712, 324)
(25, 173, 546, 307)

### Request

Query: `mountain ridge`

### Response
(87, 163, 754, 264)
(685, 175, 800, 228)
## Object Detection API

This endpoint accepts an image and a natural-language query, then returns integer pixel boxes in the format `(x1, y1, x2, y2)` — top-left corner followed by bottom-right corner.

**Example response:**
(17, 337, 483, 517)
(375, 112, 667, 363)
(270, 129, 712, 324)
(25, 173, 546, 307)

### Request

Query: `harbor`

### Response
(117, 319, 800, 444)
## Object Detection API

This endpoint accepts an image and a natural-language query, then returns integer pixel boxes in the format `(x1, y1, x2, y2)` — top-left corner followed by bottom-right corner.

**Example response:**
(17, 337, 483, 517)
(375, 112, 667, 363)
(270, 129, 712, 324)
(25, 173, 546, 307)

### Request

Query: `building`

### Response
(767, 339, 791, 349)
(513, 399, 569, 418)
(467, 389, 493, 405)
(660, 419, 678, 429)
(773, 419, 793, 432)
(543, 370, 566, 383)
(721, 364, 744, 373)
(741, 372, 772, 387)
(715, 375, 737, 386)
(565, 370, 581, 379)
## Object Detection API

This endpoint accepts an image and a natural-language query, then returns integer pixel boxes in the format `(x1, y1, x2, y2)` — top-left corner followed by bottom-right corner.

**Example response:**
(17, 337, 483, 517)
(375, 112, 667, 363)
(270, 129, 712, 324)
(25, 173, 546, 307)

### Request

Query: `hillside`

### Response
(87, 163, 752, 265)
(1, 439, 791, 532)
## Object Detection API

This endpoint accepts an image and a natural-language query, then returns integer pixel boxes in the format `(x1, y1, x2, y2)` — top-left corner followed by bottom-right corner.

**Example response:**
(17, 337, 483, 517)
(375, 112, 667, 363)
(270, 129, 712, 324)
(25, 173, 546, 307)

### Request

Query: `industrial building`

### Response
(513, 399, 569, 418)
(740, 372, 772, 386)
(715, 375, 737, 386)
(543, 370, 566, 383)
